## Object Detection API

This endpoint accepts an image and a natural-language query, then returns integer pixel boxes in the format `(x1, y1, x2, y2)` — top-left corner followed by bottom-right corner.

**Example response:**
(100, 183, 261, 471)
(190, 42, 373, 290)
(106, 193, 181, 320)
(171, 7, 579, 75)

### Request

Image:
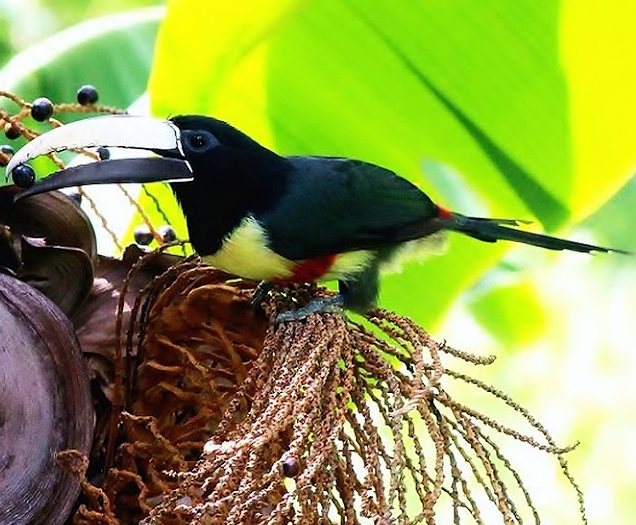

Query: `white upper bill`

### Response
(6, 115, 181, 176)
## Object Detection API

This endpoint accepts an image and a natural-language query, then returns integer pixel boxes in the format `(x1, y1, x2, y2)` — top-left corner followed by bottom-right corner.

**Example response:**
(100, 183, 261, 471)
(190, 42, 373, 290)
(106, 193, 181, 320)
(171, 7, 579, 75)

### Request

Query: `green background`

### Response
(1, 1, 635, 523)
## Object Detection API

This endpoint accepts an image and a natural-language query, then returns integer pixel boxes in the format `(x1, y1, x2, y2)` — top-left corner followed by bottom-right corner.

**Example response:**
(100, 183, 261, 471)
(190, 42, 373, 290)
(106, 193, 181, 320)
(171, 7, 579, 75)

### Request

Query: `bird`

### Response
(5, 114, 629, 321)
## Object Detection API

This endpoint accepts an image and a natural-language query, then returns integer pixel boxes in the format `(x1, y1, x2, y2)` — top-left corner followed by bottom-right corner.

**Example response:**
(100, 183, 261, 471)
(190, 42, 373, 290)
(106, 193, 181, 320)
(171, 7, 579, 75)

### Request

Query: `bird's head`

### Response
(5, 114, 285, 203)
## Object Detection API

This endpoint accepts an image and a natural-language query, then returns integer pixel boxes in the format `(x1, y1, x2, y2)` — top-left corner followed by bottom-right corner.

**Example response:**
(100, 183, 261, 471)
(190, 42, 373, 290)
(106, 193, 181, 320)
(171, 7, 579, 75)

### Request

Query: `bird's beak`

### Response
(5, 115, 194, 201)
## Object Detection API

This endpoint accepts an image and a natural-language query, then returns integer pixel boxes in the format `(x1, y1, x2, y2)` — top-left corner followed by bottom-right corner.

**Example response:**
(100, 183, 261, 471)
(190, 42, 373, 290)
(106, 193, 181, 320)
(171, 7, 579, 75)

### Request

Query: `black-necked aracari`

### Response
(5, 115, 629, 320)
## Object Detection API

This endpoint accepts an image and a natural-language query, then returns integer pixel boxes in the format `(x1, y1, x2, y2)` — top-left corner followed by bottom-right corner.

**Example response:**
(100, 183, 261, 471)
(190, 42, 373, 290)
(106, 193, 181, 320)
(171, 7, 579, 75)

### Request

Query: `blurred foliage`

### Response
(149, 0, 636, 331)
(0, 0, 163, 68)
(37, 0, 161, 27)
(1, 0, 633, 343)
(0, 0, 167, 277)
(0, 5, 164, 195)
(0, 1, 634, 523)
(0, 9, 162, 119)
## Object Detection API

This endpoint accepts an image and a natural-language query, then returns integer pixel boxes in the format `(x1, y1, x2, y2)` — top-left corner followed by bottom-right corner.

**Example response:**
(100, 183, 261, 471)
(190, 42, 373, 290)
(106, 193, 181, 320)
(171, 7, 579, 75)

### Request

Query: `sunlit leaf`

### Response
(0, 7, 164, 253)
(0, 7, 163, 109)
(466, 278, 549, 346)
(146, 0, 636, 326)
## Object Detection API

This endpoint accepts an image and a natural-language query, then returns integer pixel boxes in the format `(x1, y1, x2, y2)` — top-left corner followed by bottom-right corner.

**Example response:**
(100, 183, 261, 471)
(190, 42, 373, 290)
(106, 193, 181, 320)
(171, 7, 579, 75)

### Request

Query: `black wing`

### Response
(258, 157, 441, 261)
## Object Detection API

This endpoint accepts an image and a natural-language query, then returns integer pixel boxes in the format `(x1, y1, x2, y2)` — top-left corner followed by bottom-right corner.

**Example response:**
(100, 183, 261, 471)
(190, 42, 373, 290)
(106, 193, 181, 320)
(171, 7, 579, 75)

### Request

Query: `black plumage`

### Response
(10, 114, 628, 317)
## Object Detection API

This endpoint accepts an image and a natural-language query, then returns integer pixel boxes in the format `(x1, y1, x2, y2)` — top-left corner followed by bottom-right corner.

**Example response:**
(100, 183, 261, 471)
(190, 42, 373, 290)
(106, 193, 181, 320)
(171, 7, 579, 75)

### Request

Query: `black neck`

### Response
(171, 150, 289, 255)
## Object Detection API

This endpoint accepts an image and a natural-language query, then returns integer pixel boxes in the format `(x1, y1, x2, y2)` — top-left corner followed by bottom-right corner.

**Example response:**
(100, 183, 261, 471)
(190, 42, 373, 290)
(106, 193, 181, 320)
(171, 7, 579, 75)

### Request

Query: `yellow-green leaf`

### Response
(149, 0, 636, 327)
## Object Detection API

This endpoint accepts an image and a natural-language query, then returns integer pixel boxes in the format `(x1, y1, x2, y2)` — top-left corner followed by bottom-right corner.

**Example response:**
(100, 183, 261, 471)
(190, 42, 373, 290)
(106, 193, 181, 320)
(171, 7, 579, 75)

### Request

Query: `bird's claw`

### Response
(275, 295, 345, 324)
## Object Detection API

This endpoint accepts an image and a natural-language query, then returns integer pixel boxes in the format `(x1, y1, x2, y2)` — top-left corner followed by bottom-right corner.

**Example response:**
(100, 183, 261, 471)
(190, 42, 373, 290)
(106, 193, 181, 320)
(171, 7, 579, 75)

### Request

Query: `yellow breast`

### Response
(202, 216, 295, 281)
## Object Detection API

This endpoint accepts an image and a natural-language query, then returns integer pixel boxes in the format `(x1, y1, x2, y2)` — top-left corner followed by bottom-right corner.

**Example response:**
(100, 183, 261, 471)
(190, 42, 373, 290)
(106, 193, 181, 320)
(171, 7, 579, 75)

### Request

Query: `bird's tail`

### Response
(443, 213, 630, 254)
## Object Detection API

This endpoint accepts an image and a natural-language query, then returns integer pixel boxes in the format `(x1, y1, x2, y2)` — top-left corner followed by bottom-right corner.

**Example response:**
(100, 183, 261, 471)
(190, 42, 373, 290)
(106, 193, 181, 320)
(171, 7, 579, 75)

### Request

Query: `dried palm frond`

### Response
(73, 257, 585, 525)
(0, 90, 586, 525)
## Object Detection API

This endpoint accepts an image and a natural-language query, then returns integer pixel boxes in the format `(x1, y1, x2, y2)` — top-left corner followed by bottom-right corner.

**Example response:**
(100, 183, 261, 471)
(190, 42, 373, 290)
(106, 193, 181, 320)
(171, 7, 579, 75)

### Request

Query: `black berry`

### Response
(97, 146, 110, 160)
(0, 145, 13, 167)
(157, 225, 177, 243)
(133, 225, 154, 246)
(30, 97, 54, 122)
(67, 192, 82, 206)
(281, 456, 300, 478)
(5, 125, 21, 140)
(0, 145, 14, 155)
(77, 85, 99, 105)
(12, 164, 36, 188)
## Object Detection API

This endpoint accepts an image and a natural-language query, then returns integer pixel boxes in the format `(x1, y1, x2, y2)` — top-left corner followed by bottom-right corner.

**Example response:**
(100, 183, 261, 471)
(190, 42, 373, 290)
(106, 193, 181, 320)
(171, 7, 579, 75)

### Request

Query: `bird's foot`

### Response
(275, 294, 345, 323)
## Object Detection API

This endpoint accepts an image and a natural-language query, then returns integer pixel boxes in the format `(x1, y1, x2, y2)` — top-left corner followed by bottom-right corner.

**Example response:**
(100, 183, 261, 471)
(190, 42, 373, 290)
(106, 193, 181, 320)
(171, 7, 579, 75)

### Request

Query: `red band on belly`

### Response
(285, 254, 337, 283)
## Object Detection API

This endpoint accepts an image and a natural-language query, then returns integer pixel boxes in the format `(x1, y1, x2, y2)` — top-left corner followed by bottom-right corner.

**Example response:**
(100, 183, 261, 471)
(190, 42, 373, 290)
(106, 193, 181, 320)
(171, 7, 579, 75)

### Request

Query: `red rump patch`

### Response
(437, 205, 454, 219)
(287, 254, 337, 283)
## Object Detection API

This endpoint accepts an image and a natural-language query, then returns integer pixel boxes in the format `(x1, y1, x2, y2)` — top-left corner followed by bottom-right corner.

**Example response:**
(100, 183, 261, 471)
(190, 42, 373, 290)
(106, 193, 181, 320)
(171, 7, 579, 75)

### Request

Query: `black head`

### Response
(166, 116, 290, 254)
(8, 114, 289, 201)
(6, 114, 290, 255)
(169, 115, 286, 178)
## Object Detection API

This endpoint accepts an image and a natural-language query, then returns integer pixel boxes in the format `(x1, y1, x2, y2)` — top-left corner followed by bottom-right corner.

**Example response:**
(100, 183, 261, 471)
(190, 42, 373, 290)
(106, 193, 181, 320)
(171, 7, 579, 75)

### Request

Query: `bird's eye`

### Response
(189, 133, 208, 149)
(181, 130, 220, 153)
(182, 130, 220, 153)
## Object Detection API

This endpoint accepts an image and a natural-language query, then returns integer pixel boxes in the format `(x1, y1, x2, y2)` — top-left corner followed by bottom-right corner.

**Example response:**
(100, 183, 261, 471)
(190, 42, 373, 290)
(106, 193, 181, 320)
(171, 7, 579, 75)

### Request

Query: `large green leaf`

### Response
(0, 7, 163, 109)
(0, 4, 164, 182)
(149, 0, 636, 327)
(0, 6, 163, 190)
(0, 7, 165, 252)
(37, 0, 163, 29)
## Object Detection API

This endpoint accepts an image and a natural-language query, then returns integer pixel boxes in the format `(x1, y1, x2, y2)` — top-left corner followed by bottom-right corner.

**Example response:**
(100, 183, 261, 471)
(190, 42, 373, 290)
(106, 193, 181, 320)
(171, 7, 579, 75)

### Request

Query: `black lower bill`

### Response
(14, 157, 193, 201)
